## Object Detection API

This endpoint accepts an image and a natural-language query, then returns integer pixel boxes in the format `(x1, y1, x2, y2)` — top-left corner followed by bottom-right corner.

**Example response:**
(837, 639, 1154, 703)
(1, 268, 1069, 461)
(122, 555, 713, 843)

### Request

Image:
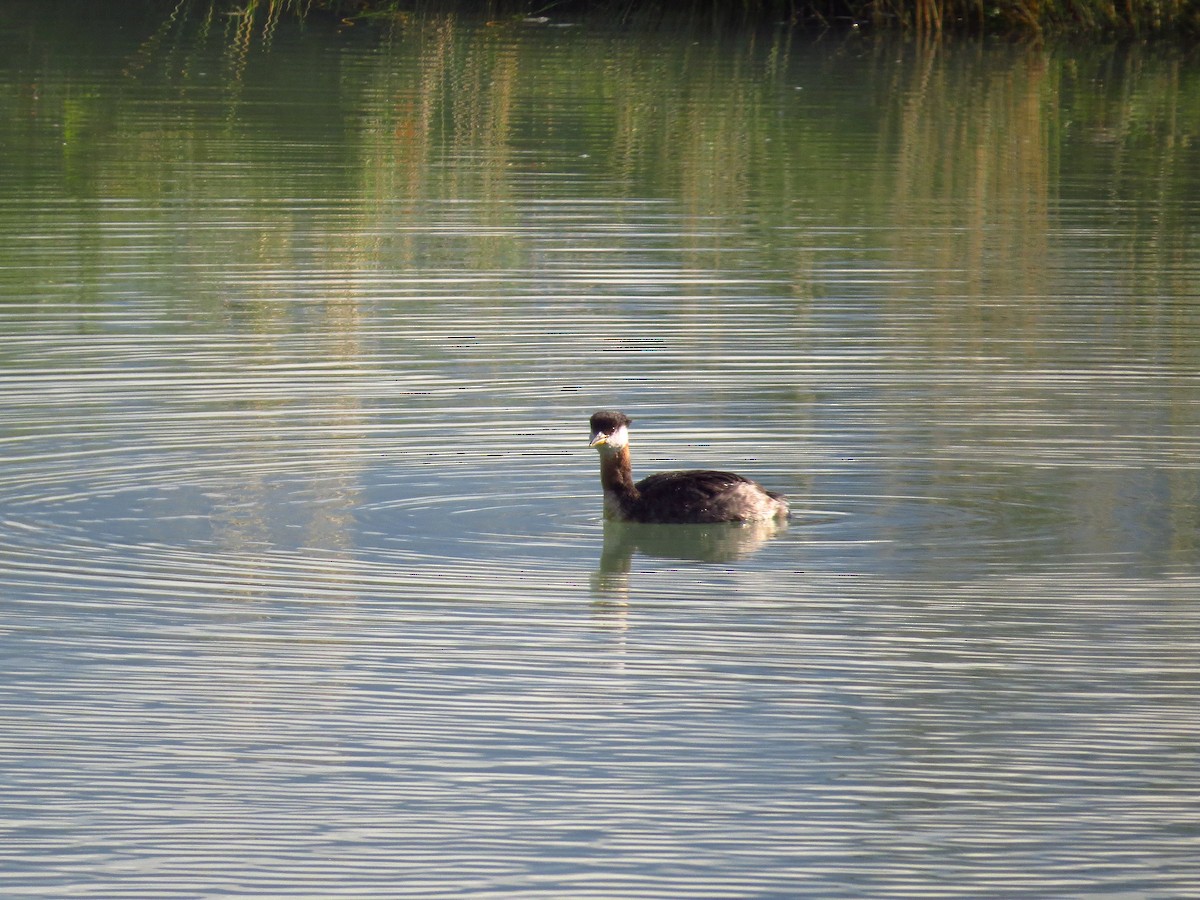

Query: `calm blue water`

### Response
(1, 4, 1199, 896)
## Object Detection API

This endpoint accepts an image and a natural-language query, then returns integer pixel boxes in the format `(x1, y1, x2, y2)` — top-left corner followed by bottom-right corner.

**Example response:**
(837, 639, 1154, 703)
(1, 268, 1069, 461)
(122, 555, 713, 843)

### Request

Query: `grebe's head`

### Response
(589, 410, 631, 452)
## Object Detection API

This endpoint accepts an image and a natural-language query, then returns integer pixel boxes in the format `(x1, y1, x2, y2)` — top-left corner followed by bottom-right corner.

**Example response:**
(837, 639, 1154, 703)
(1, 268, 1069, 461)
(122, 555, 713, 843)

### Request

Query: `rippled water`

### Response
(2, 5, 1200, 896)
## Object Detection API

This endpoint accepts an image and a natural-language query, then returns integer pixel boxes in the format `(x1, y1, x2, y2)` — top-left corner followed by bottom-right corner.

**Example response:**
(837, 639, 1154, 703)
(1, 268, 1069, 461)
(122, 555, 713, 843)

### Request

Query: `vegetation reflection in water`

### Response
(3, 10, 1197, 572)
(2, 6, 1200, 899)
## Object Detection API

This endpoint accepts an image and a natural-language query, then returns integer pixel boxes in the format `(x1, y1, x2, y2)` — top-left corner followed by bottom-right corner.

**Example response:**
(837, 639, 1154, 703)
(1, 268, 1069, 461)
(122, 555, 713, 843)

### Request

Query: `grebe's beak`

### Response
(588, 430, 608, 447)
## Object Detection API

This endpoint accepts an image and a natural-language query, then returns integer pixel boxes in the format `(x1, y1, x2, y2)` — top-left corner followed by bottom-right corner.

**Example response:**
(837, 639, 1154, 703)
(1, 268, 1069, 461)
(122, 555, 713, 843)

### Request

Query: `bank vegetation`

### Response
(305, 0, 1198, 37)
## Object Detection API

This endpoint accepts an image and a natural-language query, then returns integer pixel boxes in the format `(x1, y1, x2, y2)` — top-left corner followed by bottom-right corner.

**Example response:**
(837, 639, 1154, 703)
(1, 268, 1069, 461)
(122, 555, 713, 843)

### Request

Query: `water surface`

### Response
(2, 5, 1199, 896)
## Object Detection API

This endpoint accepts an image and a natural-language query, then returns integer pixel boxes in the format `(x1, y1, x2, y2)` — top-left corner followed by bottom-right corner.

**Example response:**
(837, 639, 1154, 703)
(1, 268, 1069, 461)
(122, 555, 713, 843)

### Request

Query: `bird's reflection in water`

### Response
(591, 517, 787, 601)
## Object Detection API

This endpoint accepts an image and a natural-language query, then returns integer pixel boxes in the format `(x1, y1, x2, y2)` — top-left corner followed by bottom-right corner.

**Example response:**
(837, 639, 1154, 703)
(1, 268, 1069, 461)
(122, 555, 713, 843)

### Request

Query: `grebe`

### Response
(588, 410, 789, 525)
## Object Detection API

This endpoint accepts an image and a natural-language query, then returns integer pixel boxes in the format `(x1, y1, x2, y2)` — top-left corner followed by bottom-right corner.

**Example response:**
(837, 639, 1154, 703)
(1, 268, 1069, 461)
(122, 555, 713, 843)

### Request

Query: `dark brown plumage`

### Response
(588, 410, 789, 524)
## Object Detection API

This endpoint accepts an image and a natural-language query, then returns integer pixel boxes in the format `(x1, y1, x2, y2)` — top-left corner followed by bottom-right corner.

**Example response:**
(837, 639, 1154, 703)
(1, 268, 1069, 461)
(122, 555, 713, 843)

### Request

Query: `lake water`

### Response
(2, 3, 1200, 896)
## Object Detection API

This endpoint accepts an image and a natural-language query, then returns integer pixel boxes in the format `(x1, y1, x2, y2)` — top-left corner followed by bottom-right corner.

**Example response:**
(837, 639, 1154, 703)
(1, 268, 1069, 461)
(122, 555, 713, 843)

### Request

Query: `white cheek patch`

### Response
(607, 425, 630, 449)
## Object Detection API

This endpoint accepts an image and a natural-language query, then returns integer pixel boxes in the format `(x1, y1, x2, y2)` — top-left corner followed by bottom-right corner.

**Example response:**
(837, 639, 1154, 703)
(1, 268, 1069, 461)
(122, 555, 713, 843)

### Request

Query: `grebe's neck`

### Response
(597, 444, 640, 519)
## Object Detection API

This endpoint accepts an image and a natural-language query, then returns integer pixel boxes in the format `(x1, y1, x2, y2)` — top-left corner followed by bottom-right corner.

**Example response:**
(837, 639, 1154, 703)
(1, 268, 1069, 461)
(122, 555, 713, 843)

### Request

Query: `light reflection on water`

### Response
(2, 6, 1200, 897)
